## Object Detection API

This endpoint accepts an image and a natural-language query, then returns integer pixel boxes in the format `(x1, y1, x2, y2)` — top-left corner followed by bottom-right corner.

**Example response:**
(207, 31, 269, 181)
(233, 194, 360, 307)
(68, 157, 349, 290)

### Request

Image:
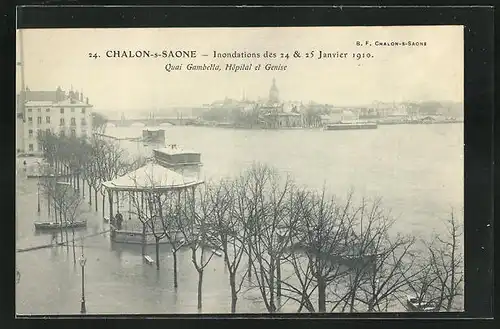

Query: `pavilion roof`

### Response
(102, 162, 203, 191)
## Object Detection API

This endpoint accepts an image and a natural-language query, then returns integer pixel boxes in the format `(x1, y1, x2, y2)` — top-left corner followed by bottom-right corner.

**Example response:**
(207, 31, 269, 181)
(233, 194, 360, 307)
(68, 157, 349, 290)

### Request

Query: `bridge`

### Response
(107, 117, 198, 127)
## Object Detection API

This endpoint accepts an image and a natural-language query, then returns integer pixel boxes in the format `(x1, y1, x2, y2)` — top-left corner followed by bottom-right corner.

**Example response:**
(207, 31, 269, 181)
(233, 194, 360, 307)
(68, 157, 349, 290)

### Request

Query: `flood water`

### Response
(16, 123, 463, 314)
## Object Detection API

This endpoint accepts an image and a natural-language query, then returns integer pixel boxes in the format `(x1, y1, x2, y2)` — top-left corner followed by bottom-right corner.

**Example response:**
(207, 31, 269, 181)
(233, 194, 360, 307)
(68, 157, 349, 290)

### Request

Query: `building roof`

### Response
(21, 91, 58, 102)
(55, 99, 93, 107)
(154, 146, 199, 155)
(102, 162, 203, 191)
(25, 98, 93, 108)
(25, 101, 55, 107)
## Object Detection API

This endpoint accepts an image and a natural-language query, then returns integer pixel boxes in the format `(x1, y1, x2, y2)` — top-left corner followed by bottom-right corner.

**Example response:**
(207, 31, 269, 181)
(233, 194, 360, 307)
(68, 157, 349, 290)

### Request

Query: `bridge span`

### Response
(107, 117, 197, 127)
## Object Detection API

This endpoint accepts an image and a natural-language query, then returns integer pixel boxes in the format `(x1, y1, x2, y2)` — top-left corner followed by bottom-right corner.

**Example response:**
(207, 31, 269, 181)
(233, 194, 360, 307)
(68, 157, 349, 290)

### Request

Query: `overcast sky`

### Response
(17, 26, 463, 113)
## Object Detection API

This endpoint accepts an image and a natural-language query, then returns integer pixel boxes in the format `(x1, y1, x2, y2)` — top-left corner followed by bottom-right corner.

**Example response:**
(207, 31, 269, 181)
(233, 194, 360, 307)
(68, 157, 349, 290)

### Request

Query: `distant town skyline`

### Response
(17, 26, 463, 112)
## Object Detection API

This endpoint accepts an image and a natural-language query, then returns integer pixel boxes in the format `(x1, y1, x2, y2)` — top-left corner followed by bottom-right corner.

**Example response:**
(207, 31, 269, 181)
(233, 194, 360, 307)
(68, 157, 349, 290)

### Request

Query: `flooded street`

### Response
(16, 123, 463, 314)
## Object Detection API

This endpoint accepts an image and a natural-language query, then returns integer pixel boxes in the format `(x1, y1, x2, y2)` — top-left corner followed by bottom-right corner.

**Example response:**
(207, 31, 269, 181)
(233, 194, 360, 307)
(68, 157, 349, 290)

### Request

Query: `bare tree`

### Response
(279, 189, 356, 313)
(143, 190, 172, 271)
(246, 165, 296, 313)
(86, 137, 106, 211)
(241, 163, 274, 280)
(97, 139, 128, 217)
(425, 210, 464, 311)
(341, 199, 417, 312)
(177, 184, 217, 311)
(161, 189, 185, 288)
(129, 187, 154, 257)
(206, 178, 248, 313)
(92, 112, 108, 135)
(59, 183, 84, 264)
(399, 254, 441, 312)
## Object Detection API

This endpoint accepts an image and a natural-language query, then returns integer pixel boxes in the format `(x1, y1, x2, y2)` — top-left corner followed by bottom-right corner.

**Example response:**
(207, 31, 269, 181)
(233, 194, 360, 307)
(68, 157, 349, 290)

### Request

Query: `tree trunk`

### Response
(318, 276, 326, 313)
(247, 237, 252, 279)
(94, 189, 98, 211)
(276, 255, 282, 297)
(64, 216, 69, 252)
(349, 285, 357, 312)
(155, 237, 160, 271)
(88, 184, 92, 205)
(173, 250, 178, 288)
(108, 191, 114, 223)
(229, 271, 237, 313)
(82, 179, 85, 198)
(47, 194, 51, 216)
(269, 262, 276, 313)
(102, 193, 106, 217)
(141, 223, 147, 256)
(59, 208, 64, 241)
(72, 228, 76, 264)
(197, 270, 204, 310)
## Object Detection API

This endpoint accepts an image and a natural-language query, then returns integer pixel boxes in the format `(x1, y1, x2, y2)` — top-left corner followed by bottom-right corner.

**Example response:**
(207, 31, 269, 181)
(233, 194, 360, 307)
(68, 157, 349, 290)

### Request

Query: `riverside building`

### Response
(16, 86, 93, 154)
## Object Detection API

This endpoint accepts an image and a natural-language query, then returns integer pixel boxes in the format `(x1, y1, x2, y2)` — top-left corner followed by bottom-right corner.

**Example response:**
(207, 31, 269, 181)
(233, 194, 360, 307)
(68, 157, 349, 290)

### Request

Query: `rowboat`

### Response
(406, 295, 439, 312)
(144, 255, 155, 264)
(212, 249, 223, 257)
(34, 221, 87, 230)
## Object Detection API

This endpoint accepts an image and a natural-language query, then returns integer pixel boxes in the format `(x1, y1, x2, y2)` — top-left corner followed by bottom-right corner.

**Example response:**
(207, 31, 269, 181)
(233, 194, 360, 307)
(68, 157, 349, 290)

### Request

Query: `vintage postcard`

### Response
(16, 26, 464, 315)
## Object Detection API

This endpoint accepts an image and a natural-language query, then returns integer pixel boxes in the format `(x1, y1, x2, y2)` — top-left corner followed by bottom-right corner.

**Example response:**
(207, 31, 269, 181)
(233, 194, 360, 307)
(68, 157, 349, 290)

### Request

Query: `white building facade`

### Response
(17, 87, 93, 154)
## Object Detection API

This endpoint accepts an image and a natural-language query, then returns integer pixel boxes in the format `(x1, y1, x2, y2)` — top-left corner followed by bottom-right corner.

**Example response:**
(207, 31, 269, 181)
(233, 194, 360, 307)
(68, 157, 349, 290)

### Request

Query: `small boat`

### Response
(406, 295, 439, 312)
(212, 249, 223, 257)
(144, 255, 155, 264)
(34, 221, 87, 230)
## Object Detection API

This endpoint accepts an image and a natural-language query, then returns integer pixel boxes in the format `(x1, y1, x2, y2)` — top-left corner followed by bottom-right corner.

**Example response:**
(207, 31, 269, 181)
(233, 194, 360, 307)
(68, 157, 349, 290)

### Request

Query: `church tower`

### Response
(269, 78, 279, 104)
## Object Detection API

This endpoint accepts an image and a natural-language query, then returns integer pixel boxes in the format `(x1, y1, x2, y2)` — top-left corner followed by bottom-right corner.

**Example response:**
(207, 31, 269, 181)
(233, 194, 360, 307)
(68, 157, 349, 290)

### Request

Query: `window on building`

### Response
(60, 118, 65, 126)
(70, 128, 76, 137)
(71, 108, 75, 112)
(28, 129, 33, 138)
(70, 117, 76, 126)
(38, 143, 42, 151)
(60, 108, 65, 114)
(37, 117, 42, 124)
(28, 117, 33, 124)
(81, 118, 87, 126)
(27, 108, 32, 112)
(45, 128, 51, 134)
(46, 116, 50, 124)
(81, 108, 86, 114)
(60, 130, 65, 137)
(28, 144, 34, 151)
(36, 129, 41, 138)
(37, 108, 41, 112)
(46, 108, 50, 112)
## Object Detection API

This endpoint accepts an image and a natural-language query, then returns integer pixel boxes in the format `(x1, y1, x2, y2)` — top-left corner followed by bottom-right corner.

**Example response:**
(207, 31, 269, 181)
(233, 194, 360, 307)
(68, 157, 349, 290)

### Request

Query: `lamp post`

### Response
(79, 244, 87, 314)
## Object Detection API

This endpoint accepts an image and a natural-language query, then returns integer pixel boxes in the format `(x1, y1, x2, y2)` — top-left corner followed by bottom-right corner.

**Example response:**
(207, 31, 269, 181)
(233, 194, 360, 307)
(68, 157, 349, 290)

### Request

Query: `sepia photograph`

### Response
(16, 26, 464, 315)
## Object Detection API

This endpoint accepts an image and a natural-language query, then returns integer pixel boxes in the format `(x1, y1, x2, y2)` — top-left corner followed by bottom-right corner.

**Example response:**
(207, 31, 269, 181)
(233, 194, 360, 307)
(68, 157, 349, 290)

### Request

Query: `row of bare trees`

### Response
(35, 129, 463, 313)
(37, 131, 147, 216)
(127, 163, 463, 313)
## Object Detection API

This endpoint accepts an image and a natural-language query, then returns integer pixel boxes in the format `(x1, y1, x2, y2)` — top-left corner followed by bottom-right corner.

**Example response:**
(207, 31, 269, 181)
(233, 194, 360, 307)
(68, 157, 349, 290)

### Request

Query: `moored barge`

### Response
(325, 121, 378, 130)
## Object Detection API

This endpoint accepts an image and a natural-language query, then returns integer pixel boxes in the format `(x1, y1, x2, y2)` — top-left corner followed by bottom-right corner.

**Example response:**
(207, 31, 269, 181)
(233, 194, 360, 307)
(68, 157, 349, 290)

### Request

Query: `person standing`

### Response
(115, 212, 124, 230)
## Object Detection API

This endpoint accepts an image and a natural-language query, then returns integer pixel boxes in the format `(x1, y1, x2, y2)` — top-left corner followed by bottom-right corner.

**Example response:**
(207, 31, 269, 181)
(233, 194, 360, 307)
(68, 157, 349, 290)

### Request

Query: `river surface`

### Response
(16, 124, 463, 315)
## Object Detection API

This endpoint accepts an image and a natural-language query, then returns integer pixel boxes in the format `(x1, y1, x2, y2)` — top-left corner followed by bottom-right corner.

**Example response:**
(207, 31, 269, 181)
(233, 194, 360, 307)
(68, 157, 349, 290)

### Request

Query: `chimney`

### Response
(86, 97, 89, 104)
(80, 92, 83, 102)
